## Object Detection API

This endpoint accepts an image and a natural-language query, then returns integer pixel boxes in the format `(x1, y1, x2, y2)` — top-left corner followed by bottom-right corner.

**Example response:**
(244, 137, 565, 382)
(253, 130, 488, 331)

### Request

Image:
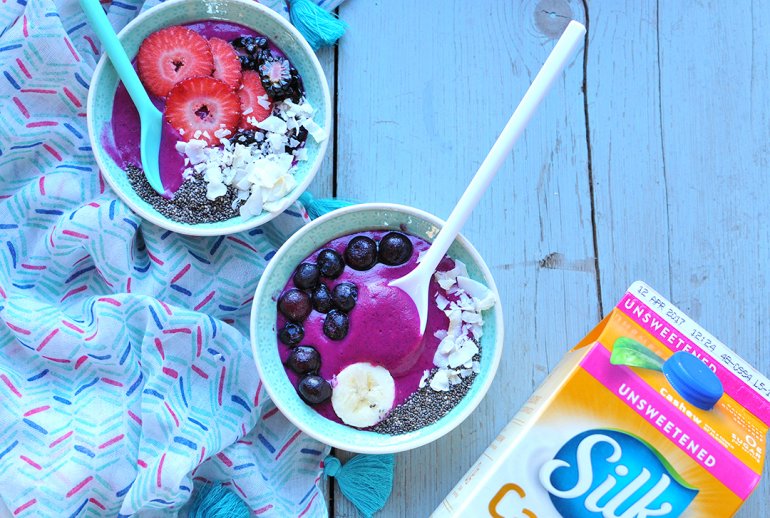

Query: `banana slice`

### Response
(332, 362, 396, 428)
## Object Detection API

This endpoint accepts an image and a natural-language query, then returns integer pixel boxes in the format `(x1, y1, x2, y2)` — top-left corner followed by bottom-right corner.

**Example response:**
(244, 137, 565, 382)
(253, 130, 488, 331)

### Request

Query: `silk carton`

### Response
(433, 282, 769, 517)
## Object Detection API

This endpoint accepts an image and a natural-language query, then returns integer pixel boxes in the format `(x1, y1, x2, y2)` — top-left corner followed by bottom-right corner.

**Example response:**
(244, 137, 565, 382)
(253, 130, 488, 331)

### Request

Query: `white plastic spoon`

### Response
(390, 20, 586, 334)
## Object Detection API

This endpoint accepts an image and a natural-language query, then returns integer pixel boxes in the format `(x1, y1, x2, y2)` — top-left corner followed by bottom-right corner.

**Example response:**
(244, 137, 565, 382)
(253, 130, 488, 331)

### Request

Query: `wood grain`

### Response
(655, 1, 769, 513)
(310, 45, 335, 510)
(333, 0, 597, 516)
(308, 46, 336, 201)
(588, 0, 769, 514)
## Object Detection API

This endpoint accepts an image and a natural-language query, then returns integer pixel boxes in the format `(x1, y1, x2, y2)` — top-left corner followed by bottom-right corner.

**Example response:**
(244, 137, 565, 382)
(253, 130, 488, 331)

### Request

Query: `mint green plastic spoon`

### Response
(80, 0, 165, 196)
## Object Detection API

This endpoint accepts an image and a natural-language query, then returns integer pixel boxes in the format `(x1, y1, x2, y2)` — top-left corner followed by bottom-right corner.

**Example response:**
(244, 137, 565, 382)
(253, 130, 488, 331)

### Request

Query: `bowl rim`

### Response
(86, 0, 332, 236)
(250, 202, 505, 453)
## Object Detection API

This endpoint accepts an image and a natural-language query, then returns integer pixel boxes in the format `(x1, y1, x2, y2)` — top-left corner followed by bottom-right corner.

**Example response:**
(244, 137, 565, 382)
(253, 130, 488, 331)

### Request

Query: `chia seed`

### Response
(126, 164, 243, 224)
(368, 351, 481, 436)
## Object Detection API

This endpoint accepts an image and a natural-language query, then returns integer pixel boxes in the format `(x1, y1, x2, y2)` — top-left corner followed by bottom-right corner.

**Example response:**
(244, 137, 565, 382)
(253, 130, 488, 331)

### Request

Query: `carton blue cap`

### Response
(662, 351, 724, 410)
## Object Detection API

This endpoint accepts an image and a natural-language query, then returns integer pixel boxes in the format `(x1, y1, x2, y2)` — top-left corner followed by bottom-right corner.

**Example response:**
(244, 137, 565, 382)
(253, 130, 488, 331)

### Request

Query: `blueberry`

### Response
(332, 282, 358, 312)
(230, 129, 268, 147)
(232, 36, 269, 54)
(231, 36, 254, 49)
(312, 283, 334, 313)
(344, 236, 377, 271)
(252, 36, 269, 50)
(284, 126, 309, 154)
(317, 249, 344, 279)
(239, 54, 257, 70)
(278, 322, 304, 346)
(286, 345, 321, 374)
(278, 289, 311, 322)
(254, 49, 274, 67)
(323, 309, 349, 340)
(293, 262, 320, 290)
(378, 232, 413, 266)
(297, 375, 332, 404)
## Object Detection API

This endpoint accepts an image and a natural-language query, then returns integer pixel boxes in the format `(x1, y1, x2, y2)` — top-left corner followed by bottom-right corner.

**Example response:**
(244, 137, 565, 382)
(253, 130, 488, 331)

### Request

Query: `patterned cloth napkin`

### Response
(0, 1, 334, 515)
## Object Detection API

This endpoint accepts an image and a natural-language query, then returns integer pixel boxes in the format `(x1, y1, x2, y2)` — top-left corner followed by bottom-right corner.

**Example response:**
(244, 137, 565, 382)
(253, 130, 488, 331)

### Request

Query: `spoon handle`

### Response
(79, 0, 155, 114)
(417, 20, 586, 274)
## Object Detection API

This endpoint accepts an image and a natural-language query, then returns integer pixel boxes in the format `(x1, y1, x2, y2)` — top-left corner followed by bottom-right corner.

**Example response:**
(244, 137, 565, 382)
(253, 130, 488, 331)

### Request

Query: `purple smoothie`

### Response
(104, 21, 293, 195)
(277, 231, 454, 426)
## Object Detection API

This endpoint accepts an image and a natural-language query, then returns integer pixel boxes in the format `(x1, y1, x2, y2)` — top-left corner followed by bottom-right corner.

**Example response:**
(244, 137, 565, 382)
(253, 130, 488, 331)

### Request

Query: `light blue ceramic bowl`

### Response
(86, 0, 331, 236)
(250, 203, 504, 453)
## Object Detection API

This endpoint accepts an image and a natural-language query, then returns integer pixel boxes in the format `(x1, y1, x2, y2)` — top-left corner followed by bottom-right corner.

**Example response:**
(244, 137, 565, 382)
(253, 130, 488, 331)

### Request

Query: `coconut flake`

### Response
(457, 276, 497, 310)
(430, 370, 450, 392)
(435, 275, 456, 291)
(239, 188, 264, 217)
(418, 370, 430, 389)
(461, 311, 483, 324)
(447, 370, 462, 386)
(257, 115, 288, 134)
(267, 132, 287, 151)
(206, 181, 227, 201)
(438, 336, 456, 355)
(448, 338, 478, 368)
(214, 127, 232, 139)
(294, 148, 308, 161)
(433, 346, 450, 369)
(435, 293, 450, 310)
(257, 94, 271, 110)
(429, 269, 496, 385)
(445, 307, 464, 338)
(171, 93, 326, 219)
(302, 118, 327, 142)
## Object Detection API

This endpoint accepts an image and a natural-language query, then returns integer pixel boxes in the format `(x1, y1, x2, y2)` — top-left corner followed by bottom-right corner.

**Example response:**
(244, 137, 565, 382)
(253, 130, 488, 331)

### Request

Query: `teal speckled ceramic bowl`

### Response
(250, 203, 504, 453)
(86, 0, 331, 236)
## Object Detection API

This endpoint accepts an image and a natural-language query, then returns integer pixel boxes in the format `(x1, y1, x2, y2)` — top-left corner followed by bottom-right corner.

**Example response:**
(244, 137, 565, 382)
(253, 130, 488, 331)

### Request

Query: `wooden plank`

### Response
(333, 1, 595, 516)
(656, 2, 769, 513)
(308, 46, 336, 201)
(584, 0, 670, 311)
(309, 45, 335, 512)
(588, 0, 769, 515)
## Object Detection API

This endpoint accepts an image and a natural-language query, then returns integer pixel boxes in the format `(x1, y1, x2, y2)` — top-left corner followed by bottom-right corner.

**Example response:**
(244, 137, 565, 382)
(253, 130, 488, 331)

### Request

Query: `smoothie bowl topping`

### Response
(108, 22, 326, 225)
(275, 230, 497, 435)
(87, 0, 331, 235)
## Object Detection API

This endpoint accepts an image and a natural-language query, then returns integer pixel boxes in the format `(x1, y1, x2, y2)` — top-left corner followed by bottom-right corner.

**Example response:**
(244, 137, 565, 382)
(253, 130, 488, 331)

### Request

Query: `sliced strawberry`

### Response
(209, 37, 242, 90)
(238, 70, 273, 129)
(165, 76, 240, 145)
(137, 26, 214, 98)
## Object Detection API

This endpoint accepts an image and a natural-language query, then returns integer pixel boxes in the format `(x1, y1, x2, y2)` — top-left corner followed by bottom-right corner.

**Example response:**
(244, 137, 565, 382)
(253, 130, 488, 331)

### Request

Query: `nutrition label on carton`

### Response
(625, 281, 770, 412)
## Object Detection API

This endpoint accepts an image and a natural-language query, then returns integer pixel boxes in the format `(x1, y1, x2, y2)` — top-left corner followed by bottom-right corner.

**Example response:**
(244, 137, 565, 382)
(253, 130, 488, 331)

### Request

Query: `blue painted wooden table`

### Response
(311, 0, 770, 516)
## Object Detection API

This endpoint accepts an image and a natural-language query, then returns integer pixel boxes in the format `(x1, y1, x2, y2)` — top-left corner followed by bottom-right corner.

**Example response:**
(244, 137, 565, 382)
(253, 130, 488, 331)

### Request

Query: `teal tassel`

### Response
(288, 0, 348, 50)
(324, 454, 395, 518)
(187, 483, 250, 518)
(299, 192, 356, 219)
